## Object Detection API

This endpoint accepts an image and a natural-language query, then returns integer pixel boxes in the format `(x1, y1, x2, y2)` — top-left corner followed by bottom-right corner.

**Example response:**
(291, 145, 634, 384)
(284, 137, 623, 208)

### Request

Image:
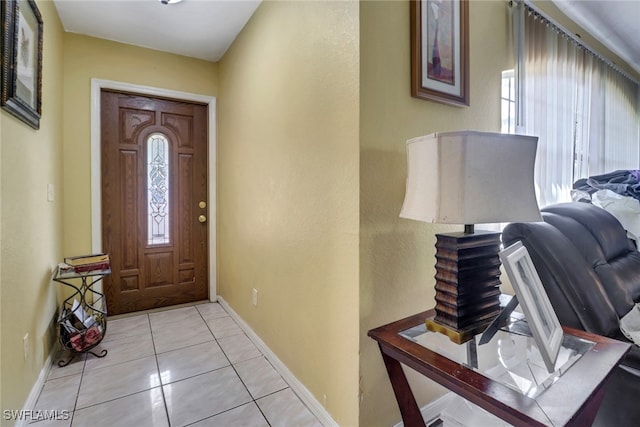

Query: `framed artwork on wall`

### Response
(410, 0, 469, 107)
(1, 0, 43, 130)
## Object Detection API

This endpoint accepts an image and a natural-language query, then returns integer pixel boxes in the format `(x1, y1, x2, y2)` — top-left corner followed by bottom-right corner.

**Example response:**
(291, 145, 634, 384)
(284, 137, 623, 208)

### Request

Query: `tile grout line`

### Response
(218, 297, 330, 426)
(69, 354, 88, 426)
(202, 303, 322, 426)
(34, 302, 315, 426)
(148, 313, 173, 427)
(155, 304, 244, 426)
(71, 315, 164, 419)
(195, 305, 273, 426)
(51, 352, 85, 427)
(196, 304, 274, 426)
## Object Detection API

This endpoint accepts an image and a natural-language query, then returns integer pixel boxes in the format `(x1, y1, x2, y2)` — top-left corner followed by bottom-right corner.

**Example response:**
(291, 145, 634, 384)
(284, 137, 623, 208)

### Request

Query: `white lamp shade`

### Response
(400, 130, 542, 224)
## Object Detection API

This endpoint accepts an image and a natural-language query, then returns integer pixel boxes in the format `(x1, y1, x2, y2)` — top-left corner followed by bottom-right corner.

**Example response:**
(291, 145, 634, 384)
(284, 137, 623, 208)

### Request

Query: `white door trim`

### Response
(90, 78, 217, 302)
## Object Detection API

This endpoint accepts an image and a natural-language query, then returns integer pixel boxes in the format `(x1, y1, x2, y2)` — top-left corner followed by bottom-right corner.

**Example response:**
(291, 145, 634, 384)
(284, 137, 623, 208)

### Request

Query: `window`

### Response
(147, 133, 170, 245)
(501, 69, 516, 134)
(511, 3, 640, 207)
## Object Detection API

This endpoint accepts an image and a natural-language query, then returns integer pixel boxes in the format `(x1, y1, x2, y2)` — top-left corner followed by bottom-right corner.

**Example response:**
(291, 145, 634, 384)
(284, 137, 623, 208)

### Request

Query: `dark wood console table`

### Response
(368, 309, 630, 427)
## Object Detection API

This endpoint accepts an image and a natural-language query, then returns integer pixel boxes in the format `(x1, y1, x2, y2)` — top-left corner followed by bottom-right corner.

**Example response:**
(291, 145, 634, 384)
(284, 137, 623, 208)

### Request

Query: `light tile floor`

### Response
(31, 303, 323, 427)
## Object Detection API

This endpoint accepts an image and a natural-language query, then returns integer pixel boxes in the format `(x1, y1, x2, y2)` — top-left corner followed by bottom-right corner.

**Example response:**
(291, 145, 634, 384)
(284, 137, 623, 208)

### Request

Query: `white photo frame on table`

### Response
(500, 241, 563, 373)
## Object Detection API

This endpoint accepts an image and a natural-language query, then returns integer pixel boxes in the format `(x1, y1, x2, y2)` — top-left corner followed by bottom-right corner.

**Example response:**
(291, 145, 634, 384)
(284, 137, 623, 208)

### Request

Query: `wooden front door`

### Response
(101, 90, 209, 315)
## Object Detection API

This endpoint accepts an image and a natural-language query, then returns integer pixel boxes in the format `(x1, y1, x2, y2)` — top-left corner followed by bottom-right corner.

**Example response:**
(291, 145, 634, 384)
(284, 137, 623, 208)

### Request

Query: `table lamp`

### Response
(400, 130, 541, 344)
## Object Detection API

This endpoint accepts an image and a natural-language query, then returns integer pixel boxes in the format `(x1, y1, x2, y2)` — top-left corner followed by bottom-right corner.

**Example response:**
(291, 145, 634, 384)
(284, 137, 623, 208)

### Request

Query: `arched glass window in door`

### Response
(147, 133, 170, 245)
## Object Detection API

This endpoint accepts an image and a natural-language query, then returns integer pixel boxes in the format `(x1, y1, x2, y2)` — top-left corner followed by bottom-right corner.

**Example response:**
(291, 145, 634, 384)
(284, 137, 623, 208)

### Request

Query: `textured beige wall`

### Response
(217, 1, 359, 425)
(4, 0, 629, 424)
(0, 0, 65, 418)
(359, 1, 512, 425)
(62, 34, 218, 257)
(1, 20, 218, 422)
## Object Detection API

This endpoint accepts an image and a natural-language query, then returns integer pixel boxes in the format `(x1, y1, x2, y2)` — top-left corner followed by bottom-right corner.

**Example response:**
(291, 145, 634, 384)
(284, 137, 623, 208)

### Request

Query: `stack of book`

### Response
(63, 253, 110, 273)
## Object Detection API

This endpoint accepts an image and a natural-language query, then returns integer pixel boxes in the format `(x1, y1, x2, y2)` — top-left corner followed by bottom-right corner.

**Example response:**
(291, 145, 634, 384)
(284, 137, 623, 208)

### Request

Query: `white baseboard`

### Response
(217, 296, 338, 427)
(15, 347, 57, 427)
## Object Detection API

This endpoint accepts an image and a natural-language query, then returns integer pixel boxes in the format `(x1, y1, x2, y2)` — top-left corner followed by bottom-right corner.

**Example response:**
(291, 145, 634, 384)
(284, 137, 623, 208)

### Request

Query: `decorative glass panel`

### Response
(147, 133, 170, 245)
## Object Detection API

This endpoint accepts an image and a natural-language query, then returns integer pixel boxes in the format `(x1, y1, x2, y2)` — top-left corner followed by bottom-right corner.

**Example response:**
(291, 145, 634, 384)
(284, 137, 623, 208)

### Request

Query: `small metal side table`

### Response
(53, 267, 110, 367)
(368, 308, 631, 427)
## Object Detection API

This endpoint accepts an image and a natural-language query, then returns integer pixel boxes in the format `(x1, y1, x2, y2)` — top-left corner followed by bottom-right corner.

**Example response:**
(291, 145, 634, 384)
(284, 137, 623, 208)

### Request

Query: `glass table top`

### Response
(399, 311, 595, 399)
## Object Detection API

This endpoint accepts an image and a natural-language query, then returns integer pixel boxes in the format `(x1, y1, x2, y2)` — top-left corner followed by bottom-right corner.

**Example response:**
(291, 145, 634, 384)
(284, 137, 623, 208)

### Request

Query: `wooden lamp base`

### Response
(427, 229, 502, 344)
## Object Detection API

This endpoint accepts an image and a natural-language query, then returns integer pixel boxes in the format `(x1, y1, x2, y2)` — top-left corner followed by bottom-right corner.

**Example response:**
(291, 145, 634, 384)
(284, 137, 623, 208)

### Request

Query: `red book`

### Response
(73, 261, 110, 273)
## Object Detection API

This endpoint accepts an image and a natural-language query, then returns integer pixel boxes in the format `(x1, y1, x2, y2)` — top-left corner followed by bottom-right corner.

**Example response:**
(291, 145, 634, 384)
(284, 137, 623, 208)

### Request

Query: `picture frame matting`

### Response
(410, 0, 469, 107)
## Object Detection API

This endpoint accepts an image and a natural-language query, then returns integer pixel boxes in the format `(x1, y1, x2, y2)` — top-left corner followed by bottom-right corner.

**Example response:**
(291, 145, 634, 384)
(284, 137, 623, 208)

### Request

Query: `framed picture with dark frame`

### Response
(410, 0, 469, 107)
(500, 241, 563, 373)
(1, 0, 43, 130)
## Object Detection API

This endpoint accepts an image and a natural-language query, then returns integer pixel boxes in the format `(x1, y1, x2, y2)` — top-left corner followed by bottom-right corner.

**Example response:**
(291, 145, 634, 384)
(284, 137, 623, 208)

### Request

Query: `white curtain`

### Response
(513, 2, 640, 208)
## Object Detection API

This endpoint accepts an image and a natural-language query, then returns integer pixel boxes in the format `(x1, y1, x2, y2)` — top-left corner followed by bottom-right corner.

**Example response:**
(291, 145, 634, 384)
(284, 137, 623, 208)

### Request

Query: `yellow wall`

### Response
(1, 22, 218, 422)
(3, 1, 637, 425)
(0, 0, 65, 417)
(62, 34, 218, 257)
(217, 1, 360, 426)
(359, 1, 512, 425)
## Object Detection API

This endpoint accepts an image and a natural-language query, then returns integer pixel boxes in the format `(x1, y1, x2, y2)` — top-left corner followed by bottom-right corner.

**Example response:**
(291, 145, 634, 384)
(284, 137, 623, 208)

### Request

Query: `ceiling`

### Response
(552, 0, 640, 75)
(53, 0, 261, 62)
(54, 0, 639, 75)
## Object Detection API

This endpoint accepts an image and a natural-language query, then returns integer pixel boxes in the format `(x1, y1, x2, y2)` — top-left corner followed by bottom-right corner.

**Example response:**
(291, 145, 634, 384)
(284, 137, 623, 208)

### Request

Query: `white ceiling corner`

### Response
(551, 0, 640, 75)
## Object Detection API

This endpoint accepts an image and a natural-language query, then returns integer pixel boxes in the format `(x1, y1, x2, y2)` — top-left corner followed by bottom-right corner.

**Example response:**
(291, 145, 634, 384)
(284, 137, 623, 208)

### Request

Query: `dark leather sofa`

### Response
(502, 202, 640, 427)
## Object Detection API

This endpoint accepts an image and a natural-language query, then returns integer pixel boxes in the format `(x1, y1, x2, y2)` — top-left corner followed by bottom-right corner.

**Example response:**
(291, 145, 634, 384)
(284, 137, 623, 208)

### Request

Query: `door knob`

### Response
(198, 215, 207, 223)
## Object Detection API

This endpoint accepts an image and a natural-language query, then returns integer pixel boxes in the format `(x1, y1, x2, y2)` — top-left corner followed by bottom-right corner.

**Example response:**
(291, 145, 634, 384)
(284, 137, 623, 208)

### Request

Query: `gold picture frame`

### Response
(410, 0, 469, 107)
(1, 0, 43, 129)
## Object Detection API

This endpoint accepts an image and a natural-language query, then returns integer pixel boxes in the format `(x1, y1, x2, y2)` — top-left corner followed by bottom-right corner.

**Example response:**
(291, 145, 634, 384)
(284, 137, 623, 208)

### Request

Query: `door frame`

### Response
(90, 78, 217, 302)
